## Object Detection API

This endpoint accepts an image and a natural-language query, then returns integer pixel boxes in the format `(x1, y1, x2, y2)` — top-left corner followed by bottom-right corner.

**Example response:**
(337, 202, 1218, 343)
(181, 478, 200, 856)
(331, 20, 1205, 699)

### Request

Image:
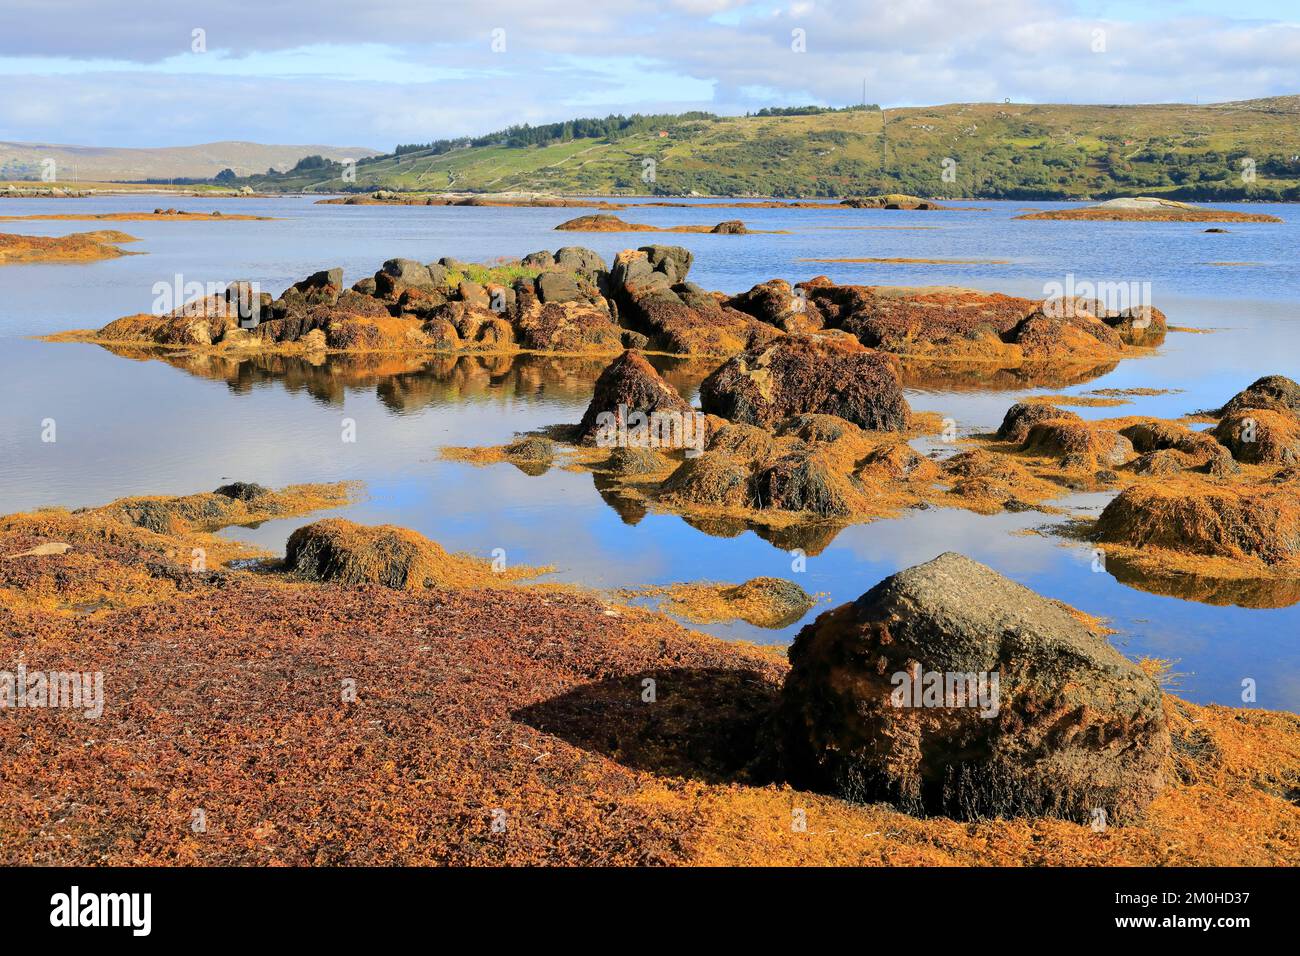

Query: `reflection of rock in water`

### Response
(98, 345, 719, 412)
(591, 473, 647, 525)
(898, 359, 1119, 392)
(1103, 553, 1300, 609)
(755, 522, 845, 557)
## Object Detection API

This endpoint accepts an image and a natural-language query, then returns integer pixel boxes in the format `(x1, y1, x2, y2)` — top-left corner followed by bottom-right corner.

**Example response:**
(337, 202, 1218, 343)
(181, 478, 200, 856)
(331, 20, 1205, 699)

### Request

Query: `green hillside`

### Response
(237, 98, 1300, 200)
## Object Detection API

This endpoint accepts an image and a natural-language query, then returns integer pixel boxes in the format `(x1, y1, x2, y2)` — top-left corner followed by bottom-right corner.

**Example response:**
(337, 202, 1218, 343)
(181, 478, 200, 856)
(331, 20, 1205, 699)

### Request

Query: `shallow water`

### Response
(1, 195, 1297, 710)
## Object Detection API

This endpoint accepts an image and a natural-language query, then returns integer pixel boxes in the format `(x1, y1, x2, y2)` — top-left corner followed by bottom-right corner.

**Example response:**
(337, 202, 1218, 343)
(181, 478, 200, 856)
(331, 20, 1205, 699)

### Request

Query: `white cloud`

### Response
(0, 0, 1297, 149)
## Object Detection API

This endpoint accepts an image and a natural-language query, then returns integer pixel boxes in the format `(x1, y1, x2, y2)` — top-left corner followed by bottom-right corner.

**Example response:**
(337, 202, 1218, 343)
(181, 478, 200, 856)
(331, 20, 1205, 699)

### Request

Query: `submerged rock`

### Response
(776, 552, 1169, 822)
(699, 334, 910, 432)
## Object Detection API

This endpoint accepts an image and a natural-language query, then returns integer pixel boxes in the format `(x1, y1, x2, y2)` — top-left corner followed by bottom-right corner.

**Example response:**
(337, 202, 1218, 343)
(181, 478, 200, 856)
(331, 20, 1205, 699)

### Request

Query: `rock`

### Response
(752, 447, 869, 517)
(576, 350, 696, 445)
(1217, 375, 1300, 418)
(520, 250, 556, 270)
(699, 334, 910, 432)
(640, 245, 693, 284)
(609, 249, 673, 297)
(727, 279, 825, 334)
(776, 552, 1169, 822)
(710, 220, 748, 234)
(1103, 305, 1168, 348)
(553, 247, 606, 274)
(555, 214, 641, 232)
(660, 451, 753, 508)
(536, 270, 583, 304)
(1019, 420, 1134, 469)
(213, 482, 269, 501)
(515, 301, 623, 353)
(1097, 480, 1300, 565)
(1119, 419, 1237, 473)
(618, 286, 776, 356)
(996, 402, 1081, 443)
(381, 258, 440, 290)
(285, 519, 472, 589)
(606, 446, 674, 476)
(620, 330, 650, 350)
(1213, 409, 1300, 464)
(457, 280, 489, 309)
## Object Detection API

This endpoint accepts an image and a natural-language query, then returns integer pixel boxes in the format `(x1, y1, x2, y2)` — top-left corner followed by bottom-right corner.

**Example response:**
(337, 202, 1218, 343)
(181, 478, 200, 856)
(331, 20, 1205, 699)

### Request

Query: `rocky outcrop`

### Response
(996, 402, 1081, 443)
(776, 552, 1170, 822)
(699, 334, 910, 432)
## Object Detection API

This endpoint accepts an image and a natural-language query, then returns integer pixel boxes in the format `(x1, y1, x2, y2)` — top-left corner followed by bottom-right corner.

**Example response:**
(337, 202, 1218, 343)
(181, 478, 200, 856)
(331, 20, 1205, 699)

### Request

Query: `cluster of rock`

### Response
(77, 243, 1165, 365)
(1091, 376, 1300, 571)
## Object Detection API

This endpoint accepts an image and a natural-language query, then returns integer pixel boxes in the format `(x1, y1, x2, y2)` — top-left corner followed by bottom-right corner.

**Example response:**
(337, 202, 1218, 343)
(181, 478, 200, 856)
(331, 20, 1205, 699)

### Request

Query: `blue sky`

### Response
(2, 0, 1297, 150)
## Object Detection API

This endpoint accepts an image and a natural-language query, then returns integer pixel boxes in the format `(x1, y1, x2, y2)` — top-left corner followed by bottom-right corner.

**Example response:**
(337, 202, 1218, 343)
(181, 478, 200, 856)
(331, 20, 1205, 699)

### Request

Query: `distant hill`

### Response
(0, 141, 382, 183)
(228, 97, 1300, 200)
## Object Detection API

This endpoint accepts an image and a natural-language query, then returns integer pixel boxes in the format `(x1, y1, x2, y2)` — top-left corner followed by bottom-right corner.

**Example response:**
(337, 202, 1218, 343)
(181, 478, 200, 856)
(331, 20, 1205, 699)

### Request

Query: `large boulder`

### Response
(776, 552, 1170, 822)
(699, 334, 910, 432)
(575, 350, 697, 446)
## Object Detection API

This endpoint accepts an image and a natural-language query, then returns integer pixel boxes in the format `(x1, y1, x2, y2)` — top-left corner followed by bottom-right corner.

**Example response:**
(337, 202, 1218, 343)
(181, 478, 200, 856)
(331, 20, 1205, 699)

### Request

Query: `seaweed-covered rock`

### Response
(1217, 375, 1300, 418)
(606, 445, 674, 476)
(752, 447, 868, 517)
(285, 519, 480, 589)
(1020, 420, 1133, 469)
(727, 279, 825, 334)
(700, 335, 910, 432)
(1097, 479, 1300, 565)
(660, 451, 752, 508)
(576, 350, 696, 445)
(1213, 409, 1300, 465)
(776, 552, 1169, 822)
(996, 402, 1081, 443)
(515, 301, 623, 353)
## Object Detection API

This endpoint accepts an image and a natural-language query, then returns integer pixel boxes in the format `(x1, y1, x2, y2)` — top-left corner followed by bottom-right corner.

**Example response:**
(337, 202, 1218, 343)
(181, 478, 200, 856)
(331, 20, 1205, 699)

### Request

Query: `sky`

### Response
(2, 0, 1298, 151)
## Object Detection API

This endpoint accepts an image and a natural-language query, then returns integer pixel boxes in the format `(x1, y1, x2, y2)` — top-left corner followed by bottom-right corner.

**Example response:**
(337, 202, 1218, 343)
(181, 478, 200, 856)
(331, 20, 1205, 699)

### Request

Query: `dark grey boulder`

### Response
(536, 270, 583, 304)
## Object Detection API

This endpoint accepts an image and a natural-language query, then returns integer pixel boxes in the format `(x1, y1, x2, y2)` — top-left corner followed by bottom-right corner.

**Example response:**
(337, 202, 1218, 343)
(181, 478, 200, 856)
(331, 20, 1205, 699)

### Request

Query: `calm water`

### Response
(1, 195, 1297, 710)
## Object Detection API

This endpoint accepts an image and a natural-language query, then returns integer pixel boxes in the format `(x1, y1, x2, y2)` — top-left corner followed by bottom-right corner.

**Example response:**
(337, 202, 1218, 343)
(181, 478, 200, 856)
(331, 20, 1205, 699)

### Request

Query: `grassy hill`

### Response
(236, 98, 1300, 200)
